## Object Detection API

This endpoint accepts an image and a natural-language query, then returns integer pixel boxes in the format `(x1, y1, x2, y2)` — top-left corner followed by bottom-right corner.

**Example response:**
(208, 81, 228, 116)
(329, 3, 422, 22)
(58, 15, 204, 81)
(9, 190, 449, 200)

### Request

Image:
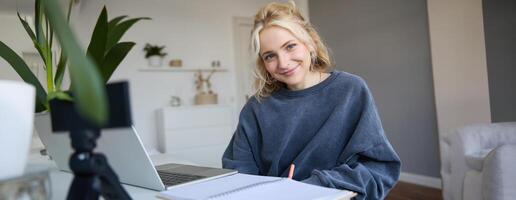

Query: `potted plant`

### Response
(0, 0, 148, 176)
(143, 43, 167, 67)
(0, 0, 148, 121)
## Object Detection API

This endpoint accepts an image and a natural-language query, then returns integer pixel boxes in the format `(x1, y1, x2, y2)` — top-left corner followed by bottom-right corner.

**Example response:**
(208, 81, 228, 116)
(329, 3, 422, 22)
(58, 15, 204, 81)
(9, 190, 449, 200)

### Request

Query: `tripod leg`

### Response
(93, 154, 131, 200)
(66, 176, 101, 200)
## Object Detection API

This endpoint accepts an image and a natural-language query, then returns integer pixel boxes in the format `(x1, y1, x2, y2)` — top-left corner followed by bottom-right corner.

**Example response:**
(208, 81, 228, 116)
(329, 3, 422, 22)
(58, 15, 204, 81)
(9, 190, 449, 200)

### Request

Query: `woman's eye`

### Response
(286, 43, 297, 50)
(263, 54, 275, 61)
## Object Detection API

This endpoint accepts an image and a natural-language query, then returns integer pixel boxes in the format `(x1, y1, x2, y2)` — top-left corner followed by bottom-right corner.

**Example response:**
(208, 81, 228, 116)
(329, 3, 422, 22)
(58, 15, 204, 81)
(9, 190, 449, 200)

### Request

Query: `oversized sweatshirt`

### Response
(222, 70, 401, 200)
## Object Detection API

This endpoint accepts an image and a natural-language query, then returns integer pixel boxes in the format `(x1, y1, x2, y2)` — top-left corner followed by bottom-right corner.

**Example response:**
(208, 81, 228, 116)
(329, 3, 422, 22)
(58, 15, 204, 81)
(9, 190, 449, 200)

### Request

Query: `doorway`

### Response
(232, 17, 254, 112)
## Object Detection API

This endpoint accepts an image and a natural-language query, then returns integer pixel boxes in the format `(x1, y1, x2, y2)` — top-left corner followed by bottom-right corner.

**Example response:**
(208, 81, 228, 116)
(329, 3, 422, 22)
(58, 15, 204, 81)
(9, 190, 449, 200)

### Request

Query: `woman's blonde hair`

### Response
(251, 1, 332, 100)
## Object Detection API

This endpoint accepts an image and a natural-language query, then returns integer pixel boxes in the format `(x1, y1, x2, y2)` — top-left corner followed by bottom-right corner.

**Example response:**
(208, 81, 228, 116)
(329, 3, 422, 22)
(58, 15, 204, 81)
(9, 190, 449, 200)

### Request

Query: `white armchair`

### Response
(440, 122, 516, 200)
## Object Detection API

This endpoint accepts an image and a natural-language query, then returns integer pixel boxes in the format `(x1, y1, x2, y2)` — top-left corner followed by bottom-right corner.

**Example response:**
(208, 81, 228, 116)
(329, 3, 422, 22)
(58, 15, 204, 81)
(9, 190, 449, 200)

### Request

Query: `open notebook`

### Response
(157, 173, 356, 200)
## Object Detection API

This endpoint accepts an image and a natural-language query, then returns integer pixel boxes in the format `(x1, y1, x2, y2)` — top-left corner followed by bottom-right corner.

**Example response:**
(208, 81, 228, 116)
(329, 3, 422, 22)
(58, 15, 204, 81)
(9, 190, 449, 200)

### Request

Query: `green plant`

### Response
(0, 0, 149, 125)
(143, 43, 167, 58)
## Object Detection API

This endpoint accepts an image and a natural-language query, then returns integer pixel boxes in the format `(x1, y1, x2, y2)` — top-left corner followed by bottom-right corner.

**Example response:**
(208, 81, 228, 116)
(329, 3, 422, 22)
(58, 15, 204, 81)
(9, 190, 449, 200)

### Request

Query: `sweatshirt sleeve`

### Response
(302, 78, 401, 200)
(222, 102, 260, 174)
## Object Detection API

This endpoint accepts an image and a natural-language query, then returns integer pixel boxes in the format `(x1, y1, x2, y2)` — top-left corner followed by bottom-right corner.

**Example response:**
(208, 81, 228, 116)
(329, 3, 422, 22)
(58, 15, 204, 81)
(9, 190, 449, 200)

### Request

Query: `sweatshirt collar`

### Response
(275, 70, 338, 98)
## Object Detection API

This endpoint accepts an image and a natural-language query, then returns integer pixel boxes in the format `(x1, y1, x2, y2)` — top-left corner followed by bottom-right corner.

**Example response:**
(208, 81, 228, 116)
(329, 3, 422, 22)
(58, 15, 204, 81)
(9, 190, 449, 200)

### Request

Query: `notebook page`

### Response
(209, 178, 354, 200)
(158, 173, 355, 200)
(158, 173, 281, 200)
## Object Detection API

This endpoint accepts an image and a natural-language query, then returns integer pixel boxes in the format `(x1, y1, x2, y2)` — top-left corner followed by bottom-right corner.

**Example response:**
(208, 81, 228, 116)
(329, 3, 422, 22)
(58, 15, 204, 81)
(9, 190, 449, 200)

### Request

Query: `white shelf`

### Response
(138, 67, 228, 72)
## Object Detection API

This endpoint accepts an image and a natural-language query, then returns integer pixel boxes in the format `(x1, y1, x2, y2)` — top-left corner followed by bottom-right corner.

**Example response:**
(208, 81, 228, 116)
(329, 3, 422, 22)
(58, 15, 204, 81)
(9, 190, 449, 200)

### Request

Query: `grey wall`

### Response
(309, 0, 440, 177)
(483, 0, 516, 122)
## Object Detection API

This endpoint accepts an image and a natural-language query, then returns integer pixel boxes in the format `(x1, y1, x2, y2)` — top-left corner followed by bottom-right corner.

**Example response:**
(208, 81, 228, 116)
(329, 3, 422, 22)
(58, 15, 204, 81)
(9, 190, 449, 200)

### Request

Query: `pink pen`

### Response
(288, 164, 295, 179)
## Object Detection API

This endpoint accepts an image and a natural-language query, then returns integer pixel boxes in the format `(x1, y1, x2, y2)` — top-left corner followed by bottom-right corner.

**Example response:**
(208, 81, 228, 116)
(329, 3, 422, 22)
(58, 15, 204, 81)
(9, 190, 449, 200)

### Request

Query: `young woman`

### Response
(222, 2, 401, 199)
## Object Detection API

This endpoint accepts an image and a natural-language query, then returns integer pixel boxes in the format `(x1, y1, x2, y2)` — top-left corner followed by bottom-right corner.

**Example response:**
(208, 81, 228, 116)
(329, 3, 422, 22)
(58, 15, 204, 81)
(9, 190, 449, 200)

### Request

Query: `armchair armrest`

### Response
(457, 122, 516, 157)
(482, 144, 516, 200)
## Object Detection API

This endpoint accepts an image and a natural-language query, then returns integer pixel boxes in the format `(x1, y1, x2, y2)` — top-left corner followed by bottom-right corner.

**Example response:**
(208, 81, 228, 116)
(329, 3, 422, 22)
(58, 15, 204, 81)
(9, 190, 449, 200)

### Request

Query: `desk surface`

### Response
(27, 152, 198, 199)
(47, 170, 157, 199)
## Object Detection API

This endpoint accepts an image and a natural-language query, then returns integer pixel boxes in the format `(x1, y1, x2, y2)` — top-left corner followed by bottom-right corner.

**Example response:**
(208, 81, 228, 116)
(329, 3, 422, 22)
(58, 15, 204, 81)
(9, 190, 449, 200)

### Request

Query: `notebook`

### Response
(157, 173, 356, 200)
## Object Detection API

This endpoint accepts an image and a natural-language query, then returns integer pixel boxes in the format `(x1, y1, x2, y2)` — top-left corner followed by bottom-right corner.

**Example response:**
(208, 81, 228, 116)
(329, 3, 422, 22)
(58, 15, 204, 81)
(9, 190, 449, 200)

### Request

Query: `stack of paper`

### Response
(157, 173, 355, 200)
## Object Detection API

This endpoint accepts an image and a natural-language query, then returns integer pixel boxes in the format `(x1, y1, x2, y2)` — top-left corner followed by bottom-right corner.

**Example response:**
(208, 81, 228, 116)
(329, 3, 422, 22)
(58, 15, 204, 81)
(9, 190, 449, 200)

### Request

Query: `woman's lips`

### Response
(280, 64, 299, 76)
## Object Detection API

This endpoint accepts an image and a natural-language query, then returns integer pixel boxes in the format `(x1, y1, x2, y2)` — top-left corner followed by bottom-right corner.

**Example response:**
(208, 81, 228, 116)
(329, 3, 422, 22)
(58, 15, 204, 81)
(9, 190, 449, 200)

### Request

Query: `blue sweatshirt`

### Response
(222, 71, 401, 199)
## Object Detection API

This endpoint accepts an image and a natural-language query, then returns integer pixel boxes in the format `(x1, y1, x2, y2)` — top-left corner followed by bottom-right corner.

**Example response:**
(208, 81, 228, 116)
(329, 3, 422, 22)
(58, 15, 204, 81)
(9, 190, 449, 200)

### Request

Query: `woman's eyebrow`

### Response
(261, 51, 273, 58)
(281, 40, 294, 48)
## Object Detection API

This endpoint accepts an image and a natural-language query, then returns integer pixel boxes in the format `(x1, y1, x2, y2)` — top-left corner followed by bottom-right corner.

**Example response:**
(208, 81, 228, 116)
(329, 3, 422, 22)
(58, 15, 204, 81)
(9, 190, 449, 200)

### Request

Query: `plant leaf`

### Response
(17, 13, 37, 41)
(54, 0, 75, 89)
(42, 0, 108, 125)
(48, 17, 54, 55)
(17, 13, 48, 66)
(86, 6, 108, 66)
(47, 91, 72, 101)
(35, 0, 42, 42)
(100, 42, 135, 82)
(0, 41, 48, 112)
(35, 0, 47, 51)
(105, 17, 150, 51)
(107, 15, 127, 32)
(35, 0, 50, 74)
(54, 51, 67, 88)
(44, 16, 54, 92)
(66, 0, 74, 22)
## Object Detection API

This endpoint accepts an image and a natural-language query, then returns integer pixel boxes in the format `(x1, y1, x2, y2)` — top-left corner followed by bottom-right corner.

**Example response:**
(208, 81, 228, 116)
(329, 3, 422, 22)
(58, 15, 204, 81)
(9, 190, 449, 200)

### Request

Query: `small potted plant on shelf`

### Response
(143, 43, 167, 67)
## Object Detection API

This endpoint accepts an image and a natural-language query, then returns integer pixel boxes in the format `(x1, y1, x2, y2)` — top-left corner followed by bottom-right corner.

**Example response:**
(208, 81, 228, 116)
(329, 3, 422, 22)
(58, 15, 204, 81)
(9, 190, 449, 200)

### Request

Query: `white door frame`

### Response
(232, 17, 254, 113)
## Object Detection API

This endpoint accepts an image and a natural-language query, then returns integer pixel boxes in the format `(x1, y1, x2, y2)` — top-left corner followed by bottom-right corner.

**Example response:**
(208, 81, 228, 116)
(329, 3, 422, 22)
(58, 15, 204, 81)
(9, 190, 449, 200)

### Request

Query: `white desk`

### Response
(27, 153, 197, 199)
(45, 170, 157, 199)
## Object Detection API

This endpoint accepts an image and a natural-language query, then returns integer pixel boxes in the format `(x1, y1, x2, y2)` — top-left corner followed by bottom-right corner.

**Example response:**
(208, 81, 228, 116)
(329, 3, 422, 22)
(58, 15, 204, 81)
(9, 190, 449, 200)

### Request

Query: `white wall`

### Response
(0, 14, 34, 80)
(1, 0, 308, 151)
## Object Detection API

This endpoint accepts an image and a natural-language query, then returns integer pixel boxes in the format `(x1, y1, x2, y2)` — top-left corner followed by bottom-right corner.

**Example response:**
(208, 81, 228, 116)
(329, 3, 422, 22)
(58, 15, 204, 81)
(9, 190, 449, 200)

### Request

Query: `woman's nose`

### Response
(277, 52, 290, 69)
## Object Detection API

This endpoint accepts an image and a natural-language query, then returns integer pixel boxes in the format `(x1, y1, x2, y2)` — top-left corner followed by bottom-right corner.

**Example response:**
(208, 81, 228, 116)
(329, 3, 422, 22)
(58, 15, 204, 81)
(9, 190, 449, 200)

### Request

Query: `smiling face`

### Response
(259, 26, 318, 90)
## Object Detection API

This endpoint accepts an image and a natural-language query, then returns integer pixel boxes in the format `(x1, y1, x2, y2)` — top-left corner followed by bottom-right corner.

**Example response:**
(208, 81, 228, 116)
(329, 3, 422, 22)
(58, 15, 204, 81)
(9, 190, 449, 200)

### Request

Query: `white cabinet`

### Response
(156, 105, 234, 168)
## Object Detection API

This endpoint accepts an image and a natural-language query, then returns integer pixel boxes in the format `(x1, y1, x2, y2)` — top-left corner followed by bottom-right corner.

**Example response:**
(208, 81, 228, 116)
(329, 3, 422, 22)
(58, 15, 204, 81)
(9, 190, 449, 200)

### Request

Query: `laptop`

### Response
(36, 82, 236, 191)
(37, 121, 237, 191)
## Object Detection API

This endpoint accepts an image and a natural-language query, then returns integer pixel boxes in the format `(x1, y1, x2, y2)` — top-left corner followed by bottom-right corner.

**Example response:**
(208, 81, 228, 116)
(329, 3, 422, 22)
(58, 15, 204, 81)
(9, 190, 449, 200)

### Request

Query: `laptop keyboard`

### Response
(158, 171, 206, 187)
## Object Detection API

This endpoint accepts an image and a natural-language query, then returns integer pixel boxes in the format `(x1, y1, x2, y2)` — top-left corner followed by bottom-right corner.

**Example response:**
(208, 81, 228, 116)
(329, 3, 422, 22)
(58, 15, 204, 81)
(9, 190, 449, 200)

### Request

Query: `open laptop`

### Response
(37, 121, 236, 191)
(36, 82, 236, 191)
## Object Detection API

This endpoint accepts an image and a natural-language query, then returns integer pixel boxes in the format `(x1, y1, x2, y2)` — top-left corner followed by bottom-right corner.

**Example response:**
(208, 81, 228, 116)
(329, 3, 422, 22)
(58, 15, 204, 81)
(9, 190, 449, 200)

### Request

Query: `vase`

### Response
(148, 56, 163, 67)
(194, 93, 218, 105)
(0, 81, 35, 180)
(33, 111, 73, 171)
(33, 112, 52, 152)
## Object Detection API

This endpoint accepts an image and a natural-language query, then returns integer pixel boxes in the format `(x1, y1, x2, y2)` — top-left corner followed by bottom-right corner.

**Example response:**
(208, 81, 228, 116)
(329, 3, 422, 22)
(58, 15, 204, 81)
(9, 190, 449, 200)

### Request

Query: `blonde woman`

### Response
(222, 2, 400, 199)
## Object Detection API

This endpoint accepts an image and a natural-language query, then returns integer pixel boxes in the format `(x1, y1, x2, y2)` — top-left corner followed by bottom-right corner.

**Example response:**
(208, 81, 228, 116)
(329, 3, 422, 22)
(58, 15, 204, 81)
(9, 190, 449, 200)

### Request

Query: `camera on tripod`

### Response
(49, 81, 132, 200)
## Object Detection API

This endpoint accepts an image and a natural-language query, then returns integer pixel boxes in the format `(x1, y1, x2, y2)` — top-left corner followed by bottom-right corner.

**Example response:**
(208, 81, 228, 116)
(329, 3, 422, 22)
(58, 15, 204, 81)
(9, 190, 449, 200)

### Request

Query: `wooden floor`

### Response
(385, 181, 443, 200)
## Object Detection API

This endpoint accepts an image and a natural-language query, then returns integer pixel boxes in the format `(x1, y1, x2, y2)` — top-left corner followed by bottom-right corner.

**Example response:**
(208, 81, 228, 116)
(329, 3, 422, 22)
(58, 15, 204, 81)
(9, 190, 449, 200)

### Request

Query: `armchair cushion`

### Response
(463, 170, 482, 200)
(465, 148, 492, 171)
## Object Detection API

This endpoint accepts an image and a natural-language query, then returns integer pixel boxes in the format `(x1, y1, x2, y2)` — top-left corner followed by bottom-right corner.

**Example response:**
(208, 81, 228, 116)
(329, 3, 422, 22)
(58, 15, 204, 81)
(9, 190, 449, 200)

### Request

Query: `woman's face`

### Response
(259, 26, 314, 90)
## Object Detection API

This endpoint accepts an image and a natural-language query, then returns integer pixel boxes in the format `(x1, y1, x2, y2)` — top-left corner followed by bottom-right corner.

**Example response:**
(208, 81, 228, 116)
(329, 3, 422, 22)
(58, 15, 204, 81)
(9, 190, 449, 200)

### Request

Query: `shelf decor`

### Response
(169, 59, 182, 67)
(143, 43, 167, 67)
(194, 68, 219, 105)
